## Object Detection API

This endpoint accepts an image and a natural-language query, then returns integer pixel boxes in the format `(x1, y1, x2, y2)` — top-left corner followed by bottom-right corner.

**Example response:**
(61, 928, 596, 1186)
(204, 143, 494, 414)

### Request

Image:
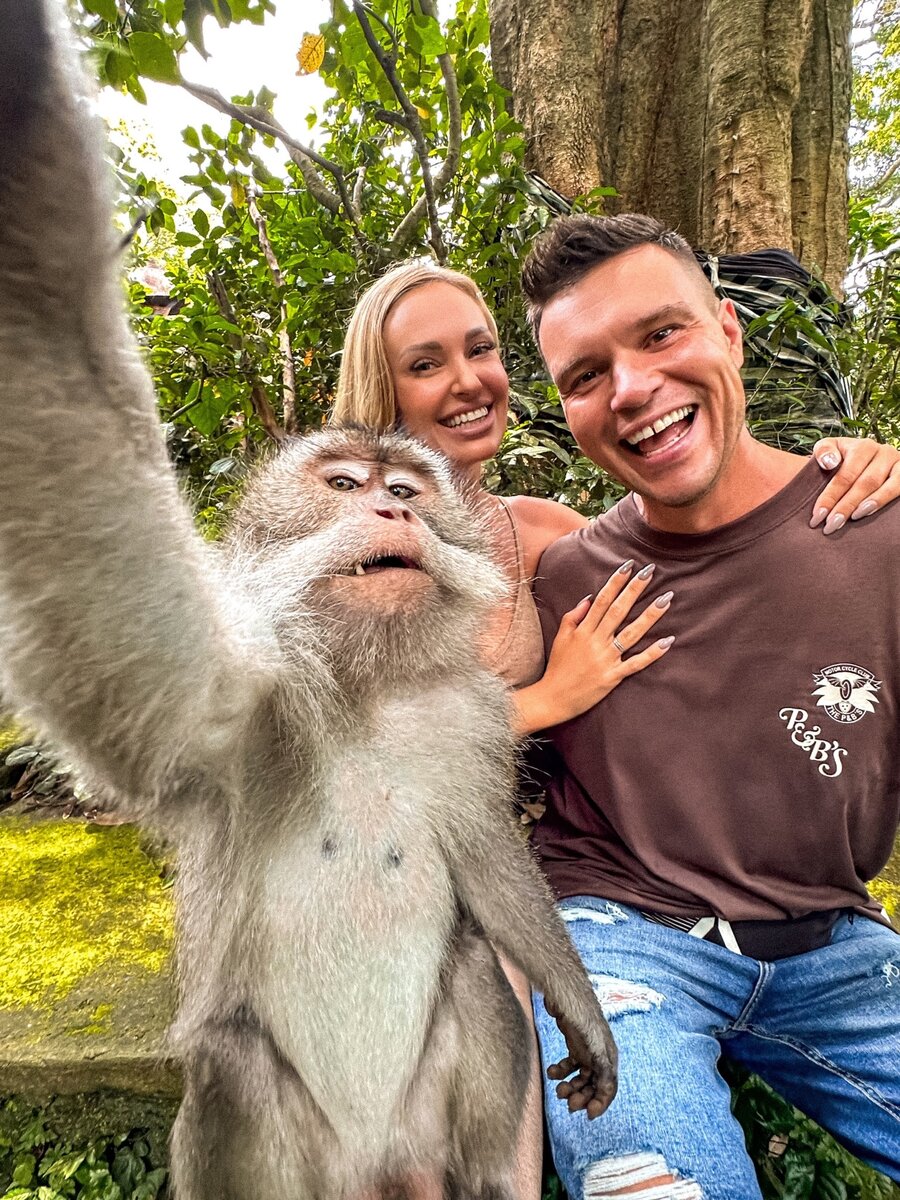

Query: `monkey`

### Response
(0, 3, 617, 1198)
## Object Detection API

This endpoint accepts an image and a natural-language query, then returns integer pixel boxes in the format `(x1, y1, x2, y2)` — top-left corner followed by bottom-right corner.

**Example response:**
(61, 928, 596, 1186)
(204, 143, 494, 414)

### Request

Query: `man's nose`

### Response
(609, 356, 659, 412)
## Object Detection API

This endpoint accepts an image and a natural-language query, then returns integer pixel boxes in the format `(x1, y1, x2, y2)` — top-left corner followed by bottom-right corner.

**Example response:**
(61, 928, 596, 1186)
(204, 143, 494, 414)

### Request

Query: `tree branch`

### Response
(353, 0, 447, 261)
(178, 78, 356, 220)
(387, 0, 463, 255)
(247, 190, 298, 434)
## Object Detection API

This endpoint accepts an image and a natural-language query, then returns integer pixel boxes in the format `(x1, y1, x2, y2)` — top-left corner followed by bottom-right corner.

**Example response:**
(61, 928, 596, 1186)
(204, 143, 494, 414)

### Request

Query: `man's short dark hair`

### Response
(521, 213, 708, 333)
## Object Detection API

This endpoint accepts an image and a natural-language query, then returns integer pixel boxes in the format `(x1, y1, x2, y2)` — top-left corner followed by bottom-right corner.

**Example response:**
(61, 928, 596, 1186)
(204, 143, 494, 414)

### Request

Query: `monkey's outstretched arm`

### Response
(448, 804, 618, 1116)
(0, 0, 264, 798)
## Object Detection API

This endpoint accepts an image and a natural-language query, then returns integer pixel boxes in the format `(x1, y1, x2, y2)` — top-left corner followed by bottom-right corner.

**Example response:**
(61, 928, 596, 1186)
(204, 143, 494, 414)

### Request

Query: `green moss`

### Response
(871, 876, 899, 920)
(0, 718, 24, 755)
(0, 820, 174, 1014)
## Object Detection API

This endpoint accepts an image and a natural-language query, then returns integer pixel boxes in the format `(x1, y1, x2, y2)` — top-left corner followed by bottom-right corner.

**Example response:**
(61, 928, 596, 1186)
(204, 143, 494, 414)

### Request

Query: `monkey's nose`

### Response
(374, 504, 415, 522)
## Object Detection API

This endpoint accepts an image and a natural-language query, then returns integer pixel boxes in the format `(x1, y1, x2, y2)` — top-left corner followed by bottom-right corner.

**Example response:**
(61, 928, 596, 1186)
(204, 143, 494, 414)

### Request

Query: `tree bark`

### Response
(490, 0, 852, 292)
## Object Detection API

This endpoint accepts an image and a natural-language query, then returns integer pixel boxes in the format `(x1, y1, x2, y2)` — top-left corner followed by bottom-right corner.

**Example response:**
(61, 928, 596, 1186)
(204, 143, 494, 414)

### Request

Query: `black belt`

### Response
(639, 908, 846, 961)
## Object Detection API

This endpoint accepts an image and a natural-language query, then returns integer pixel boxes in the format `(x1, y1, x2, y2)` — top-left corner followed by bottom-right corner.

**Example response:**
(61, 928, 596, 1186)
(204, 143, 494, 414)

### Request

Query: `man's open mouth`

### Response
(623, 405, 696, 455)
(347, 555, 423, 575)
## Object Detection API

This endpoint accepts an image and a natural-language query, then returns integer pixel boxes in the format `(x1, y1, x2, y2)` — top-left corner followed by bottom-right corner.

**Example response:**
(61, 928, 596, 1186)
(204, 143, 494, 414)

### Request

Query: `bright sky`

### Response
(98, 1, 333, 185)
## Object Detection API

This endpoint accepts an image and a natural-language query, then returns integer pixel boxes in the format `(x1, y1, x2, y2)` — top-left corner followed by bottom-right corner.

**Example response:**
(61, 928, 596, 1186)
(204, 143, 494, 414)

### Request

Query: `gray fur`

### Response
(0, 5, 617, 1197)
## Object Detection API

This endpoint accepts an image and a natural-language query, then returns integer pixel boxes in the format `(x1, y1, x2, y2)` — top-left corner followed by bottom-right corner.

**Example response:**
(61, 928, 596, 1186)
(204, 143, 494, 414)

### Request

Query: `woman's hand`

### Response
(810, 437, 900, 535)
(512, 561, 674, 738)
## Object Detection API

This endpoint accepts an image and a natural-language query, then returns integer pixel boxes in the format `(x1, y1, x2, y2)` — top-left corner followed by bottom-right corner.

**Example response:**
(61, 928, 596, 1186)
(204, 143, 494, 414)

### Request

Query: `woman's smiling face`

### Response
(383, 281, 509, 478)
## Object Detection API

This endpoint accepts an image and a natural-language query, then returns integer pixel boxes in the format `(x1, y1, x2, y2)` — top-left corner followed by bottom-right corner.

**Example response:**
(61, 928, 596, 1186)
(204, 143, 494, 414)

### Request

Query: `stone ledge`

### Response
(0, 818, 180, 1100)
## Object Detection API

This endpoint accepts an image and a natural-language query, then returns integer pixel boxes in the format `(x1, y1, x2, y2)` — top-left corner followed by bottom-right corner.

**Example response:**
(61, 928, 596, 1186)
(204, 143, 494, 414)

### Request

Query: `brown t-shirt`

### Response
(533, 460, 900, 922)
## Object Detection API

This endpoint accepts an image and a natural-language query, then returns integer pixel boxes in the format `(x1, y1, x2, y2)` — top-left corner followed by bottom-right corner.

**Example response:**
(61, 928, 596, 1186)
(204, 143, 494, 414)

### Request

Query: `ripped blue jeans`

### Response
(533, 897, 900, 1200)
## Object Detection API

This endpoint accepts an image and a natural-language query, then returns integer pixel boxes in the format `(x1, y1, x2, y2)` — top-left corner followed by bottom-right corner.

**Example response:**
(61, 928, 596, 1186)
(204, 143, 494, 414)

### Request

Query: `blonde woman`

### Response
(332, 260, 900, 1199)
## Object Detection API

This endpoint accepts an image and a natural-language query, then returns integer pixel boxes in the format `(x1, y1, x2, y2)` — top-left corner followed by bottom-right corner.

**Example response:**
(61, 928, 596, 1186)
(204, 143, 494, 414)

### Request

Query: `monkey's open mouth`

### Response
(350, 555, 423, 575)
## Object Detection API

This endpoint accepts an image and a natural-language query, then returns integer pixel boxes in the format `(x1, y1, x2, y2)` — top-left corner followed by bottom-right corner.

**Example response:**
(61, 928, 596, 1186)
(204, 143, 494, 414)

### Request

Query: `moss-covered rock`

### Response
(0, 818, 179, 1099)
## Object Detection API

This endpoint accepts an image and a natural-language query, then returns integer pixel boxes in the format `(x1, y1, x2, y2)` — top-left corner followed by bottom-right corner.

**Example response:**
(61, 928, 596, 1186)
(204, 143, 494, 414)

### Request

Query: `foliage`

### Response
(0, 1098, 167, 1200)
(852, 0, 900, 207)
(726, 1066, 900, 1200)
(841, 197, 900, 444)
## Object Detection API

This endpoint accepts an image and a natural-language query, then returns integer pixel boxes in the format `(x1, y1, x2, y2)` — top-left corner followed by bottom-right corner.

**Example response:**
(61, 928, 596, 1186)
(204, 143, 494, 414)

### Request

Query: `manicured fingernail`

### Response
(636, 563, 656, 580)
(654, 590, 674, 609)
(851, 499, 877, 520)
(809, 506, 828, 529)
(617, 559, 634, 574)
(657, 636, 675, 649)
(579, 594, 593, 606)
(818, 452, 840, 470)
(823, 512, 846, 535)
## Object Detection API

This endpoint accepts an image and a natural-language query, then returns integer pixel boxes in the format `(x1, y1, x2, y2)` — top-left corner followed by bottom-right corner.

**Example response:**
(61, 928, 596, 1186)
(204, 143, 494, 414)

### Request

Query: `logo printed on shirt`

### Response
(811, 663, 881, 725)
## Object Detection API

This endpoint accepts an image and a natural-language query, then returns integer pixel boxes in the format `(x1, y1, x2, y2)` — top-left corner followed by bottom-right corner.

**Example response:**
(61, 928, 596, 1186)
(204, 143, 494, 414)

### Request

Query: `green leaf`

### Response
(192, 208, 210, 235)
(83, 0, 118, 21)
(175, 231, 201, 246)
(165, 0, 185, 25)
(408, 14, 446, 55)
(130, 32, 180, 82)
(188, 383, 236, 435)
(13, 1153, 36, 1185)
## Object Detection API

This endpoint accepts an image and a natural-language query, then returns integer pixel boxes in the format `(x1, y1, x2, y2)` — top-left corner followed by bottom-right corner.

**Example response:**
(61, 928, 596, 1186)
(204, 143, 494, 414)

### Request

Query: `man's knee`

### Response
(583, 1151, 704, 1198)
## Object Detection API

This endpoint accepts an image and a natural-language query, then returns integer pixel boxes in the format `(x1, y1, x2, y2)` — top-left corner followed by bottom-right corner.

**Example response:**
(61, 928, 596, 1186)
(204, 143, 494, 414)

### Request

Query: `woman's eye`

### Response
(328, 476, 359, 491)
(389, 483, 416, 499)
(470, 341, 496, 357)
(410, 359, 437, 373)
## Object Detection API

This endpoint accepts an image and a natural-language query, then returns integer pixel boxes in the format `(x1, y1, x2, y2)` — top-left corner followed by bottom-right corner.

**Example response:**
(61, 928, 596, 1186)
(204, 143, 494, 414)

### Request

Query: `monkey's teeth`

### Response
(443, 406, 489, 429)
(354, 563, 366, 576)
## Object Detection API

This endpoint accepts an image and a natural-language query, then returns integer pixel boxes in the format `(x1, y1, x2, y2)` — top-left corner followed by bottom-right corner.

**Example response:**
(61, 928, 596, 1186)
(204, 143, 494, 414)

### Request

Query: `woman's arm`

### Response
(511, 561, 673, 737)
(502, 496, 672, 739)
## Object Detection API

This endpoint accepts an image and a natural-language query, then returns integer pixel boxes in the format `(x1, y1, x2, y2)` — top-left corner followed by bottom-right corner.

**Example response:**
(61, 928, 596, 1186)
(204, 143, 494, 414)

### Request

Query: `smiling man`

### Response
(522, 215, 900, 1199)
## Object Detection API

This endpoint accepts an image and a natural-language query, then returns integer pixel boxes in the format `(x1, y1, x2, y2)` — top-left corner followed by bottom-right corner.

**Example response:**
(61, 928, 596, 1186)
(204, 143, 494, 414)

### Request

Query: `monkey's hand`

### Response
(545, 1002, 618, 1119)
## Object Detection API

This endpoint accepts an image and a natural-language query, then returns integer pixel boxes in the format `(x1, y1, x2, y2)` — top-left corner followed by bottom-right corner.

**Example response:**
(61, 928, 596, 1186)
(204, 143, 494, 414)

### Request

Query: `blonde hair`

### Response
(331, 260, 500, 430)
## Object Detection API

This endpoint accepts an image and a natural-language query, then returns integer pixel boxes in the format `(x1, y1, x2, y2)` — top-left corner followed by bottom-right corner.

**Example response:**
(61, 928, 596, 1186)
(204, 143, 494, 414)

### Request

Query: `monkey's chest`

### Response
(254, 776, 456, 1141)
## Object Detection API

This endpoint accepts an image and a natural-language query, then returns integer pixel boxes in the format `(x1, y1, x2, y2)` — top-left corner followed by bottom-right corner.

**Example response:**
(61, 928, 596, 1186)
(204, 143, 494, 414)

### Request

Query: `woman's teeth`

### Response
(443, 405, 489, 429)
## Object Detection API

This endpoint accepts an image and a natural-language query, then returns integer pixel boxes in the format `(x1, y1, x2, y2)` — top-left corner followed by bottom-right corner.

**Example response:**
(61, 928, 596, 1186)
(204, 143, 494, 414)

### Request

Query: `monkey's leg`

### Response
(171, 1011, 337, 1200)
(441, 922, 530, 1200)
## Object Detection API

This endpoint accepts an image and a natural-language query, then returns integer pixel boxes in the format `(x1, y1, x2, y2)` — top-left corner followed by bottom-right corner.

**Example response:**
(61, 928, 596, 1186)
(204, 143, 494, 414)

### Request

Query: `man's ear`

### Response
(718, 298, 744, 369)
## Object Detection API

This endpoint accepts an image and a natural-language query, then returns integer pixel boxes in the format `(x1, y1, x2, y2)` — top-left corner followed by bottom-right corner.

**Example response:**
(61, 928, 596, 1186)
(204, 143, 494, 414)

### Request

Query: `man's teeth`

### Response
(625, 406, 694, 446)
(444, 406, 488, 429)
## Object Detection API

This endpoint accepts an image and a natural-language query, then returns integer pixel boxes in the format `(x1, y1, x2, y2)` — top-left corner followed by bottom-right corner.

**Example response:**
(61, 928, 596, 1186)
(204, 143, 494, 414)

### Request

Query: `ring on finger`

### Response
(613, 635, 626, 654)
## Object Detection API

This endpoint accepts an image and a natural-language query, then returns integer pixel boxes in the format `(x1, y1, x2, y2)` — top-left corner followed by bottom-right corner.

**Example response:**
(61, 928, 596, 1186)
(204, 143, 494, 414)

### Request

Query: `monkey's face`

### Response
(227, 430, 505, 680)
(309, 454, 445, 617)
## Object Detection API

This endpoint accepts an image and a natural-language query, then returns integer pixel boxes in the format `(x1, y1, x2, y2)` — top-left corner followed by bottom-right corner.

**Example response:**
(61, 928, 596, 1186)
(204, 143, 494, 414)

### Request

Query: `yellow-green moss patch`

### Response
(0, 819, 174, 1013)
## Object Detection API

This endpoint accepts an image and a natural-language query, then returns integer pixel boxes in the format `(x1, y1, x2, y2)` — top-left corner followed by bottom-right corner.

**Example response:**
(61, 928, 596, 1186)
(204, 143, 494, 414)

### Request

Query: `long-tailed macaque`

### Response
(0, 3, 617, 1197)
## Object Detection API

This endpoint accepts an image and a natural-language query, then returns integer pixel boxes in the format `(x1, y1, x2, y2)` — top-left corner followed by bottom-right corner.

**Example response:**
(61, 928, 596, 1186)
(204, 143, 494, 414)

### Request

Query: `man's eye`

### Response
(328, 476, 360, 491)
(389, 483, 416, 499)
(650, 325, 676, 344)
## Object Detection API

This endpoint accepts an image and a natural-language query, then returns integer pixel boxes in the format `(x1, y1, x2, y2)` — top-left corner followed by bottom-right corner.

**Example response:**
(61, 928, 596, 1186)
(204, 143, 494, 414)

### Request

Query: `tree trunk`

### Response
(490, 0, 852, 292)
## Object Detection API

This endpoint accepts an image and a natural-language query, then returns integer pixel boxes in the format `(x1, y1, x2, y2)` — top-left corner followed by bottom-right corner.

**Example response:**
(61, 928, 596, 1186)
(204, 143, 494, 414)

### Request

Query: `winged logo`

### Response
(812, 663, 881, 725)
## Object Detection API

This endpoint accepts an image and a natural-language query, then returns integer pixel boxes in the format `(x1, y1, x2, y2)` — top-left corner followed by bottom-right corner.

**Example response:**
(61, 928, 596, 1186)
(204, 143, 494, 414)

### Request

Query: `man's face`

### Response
(538, 245, 747, 519)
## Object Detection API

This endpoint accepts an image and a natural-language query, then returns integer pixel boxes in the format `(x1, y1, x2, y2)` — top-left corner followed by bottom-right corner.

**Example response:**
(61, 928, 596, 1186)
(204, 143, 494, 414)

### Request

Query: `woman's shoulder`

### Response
(502, 494, 588, 575)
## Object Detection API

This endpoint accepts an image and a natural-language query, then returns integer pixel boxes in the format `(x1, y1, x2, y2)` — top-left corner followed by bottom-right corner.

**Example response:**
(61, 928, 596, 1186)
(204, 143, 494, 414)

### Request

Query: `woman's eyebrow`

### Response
(402, 326, 491, 355)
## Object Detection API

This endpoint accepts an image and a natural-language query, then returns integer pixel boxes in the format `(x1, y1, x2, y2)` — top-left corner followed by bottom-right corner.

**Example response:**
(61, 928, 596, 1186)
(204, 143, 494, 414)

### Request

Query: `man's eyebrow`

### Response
(637, 302, 695, 328)
(401, 326, 492, 355)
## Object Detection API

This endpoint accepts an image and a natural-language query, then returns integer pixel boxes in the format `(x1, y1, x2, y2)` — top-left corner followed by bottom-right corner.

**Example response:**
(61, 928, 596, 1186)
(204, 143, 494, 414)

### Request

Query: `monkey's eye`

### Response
(388, 483, 417, 500)
(328, 475, 361, 491)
